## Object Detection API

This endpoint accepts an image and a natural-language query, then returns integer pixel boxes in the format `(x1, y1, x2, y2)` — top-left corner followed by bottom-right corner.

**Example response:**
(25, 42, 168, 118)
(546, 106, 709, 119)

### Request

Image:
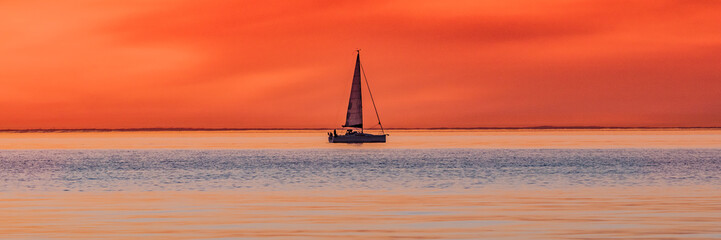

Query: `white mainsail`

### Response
(343, 53, 363, 128)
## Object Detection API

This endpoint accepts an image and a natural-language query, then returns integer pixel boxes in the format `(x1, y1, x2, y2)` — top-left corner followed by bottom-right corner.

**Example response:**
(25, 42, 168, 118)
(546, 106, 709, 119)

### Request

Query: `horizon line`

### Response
(1, 126, 720, 133)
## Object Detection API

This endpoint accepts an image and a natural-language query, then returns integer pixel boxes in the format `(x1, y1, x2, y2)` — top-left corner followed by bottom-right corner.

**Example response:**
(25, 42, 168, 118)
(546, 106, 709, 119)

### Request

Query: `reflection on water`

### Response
(3, 187, 720, 239)
(0, 129, 720, 149)
(1, 130, 721, 239)
(2, 149, 720, 191)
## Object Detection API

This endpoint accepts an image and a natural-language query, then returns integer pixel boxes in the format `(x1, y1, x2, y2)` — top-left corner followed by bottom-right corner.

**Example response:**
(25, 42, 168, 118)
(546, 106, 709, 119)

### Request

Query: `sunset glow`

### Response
(2, 0, 720, 128)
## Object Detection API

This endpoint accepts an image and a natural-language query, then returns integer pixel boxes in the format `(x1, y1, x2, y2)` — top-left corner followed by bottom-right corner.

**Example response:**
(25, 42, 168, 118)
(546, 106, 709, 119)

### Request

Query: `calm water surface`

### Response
(1, 130, 720, 239)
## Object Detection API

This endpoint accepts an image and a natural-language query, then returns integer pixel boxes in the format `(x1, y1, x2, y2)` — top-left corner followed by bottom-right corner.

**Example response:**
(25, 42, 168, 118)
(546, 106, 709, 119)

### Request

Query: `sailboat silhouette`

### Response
(328, 51, 387, 143)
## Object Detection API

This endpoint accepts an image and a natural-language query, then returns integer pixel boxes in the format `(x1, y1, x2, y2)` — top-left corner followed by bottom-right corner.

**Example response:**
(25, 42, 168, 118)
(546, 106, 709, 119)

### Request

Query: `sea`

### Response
(1, 129, 720, 239)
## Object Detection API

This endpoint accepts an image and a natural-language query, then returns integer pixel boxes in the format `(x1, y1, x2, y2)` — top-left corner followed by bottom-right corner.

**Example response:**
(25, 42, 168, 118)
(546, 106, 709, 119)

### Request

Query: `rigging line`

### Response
(359, 59, 385, 135)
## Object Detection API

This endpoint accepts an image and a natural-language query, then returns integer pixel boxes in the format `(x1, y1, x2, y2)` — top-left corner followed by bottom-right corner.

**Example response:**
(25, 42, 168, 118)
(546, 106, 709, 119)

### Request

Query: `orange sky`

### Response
(1, 0, 720, 129)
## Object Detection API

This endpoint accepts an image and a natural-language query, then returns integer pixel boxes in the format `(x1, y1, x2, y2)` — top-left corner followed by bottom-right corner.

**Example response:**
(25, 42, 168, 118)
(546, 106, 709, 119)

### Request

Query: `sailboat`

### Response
(328, 51, 387, 143)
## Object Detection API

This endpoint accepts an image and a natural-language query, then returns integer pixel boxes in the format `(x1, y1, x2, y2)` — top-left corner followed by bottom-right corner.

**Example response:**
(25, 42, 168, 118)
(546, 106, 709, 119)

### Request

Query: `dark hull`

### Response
(329, 134, 386, 143)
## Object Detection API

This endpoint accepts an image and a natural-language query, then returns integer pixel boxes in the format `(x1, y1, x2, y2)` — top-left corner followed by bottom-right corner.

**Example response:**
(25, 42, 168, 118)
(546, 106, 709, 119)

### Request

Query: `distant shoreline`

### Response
(1, 127, 719, 133)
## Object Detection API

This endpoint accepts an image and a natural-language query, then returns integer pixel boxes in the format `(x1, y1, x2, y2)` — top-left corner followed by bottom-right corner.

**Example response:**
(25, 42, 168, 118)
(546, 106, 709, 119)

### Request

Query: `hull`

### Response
(329, 133, 386, 143)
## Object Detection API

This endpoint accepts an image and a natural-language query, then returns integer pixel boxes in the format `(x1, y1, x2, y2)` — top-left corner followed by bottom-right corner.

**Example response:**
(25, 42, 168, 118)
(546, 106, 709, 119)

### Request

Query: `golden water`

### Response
(1, 130, 720, 239)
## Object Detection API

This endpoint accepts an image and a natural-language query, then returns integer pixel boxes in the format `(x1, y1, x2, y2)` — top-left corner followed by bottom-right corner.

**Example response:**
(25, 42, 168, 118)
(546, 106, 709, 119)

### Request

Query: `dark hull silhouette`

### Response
(329, 133, 386, 143)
